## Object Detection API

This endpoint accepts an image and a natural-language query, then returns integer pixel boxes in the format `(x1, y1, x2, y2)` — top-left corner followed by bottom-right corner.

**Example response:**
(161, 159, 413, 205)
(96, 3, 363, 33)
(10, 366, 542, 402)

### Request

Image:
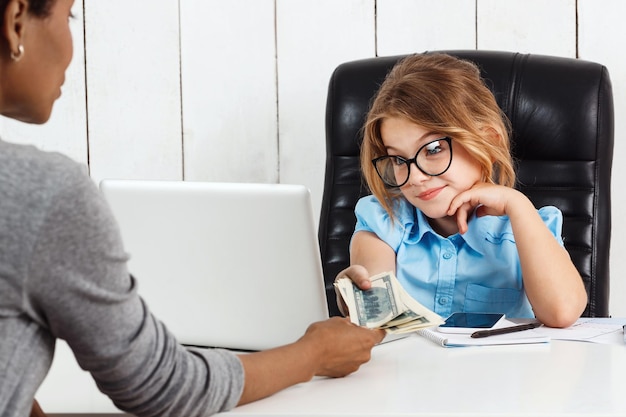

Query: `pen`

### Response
(471, 322, 542, 338)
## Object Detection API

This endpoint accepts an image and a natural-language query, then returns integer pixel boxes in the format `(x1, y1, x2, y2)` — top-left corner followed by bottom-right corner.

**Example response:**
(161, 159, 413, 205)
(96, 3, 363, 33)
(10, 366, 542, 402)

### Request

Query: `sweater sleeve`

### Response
(24, 161, 244, 416)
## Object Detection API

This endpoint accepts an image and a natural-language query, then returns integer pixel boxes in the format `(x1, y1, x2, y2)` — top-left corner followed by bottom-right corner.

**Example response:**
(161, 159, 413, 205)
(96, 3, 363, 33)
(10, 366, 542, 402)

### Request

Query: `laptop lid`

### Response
(99, 180, 329, 351)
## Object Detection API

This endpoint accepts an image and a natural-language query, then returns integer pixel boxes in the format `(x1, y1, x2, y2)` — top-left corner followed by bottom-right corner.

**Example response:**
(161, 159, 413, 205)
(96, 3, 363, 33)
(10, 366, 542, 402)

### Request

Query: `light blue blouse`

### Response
(353, 196, 565, 319)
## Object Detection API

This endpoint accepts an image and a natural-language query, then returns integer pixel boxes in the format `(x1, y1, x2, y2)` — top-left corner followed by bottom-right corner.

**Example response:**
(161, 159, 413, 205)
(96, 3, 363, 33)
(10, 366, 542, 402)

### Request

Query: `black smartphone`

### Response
(438, 312, 506, 334)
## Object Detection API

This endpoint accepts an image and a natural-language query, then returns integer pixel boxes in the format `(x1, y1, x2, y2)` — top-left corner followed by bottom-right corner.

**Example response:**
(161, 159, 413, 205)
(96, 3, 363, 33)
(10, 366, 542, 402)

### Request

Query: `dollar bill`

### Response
(334, 271, 444, 333)
(380, 310, 423, 329)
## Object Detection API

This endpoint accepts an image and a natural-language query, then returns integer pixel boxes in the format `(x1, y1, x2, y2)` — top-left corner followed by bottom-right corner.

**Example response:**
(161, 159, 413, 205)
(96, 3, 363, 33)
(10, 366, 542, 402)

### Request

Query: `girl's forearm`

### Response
(508, 199, 587, 327)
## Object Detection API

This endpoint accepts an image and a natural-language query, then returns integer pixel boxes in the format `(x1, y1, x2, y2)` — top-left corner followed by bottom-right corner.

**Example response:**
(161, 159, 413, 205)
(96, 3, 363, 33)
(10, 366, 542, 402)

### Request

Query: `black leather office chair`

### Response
(319, 50, 614, 318)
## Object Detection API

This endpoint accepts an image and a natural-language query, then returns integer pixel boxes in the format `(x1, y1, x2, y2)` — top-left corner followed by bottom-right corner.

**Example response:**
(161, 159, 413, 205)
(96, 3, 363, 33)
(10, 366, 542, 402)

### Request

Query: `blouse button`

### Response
(443, 252, 452, 260)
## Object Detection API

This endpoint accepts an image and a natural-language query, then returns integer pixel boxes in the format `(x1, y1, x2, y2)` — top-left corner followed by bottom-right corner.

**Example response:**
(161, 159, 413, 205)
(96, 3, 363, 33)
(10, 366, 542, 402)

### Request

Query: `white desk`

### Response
(221, 334, 626, 416)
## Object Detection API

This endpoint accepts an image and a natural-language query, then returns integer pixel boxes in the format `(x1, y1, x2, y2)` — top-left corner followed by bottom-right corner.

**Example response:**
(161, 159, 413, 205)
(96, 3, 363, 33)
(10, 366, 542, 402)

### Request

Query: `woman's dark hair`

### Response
(1, 0, 54, 24)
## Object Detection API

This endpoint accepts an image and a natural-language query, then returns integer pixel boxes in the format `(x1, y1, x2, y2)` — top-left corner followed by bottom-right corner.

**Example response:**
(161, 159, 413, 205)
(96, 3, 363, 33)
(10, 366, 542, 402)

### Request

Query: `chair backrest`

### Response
(319, 50, 614, 318)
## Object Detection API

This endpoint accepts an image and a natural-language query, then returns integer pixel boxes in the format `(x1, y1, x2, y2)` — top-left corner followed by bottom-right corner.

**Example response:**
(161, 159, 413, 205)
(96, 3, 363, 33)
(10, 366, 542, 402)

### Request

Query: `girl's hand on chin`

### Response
(447, 183, 520, 233)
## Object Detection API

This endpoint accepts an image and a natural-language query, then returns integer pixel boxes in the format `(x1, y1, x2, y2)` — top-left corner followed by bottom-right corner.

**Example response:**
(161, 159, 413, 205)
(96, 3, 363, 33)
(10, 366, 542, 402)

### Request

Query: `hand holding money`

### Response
(334, 271, 444, 334)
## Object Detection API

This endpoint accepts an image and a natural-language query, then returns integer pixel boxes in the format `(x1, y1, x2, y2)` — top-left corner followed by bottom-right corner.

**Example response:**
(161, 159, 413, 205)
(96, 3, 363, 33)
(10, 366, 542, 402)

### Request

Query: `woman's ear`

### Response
(2, 0, 29, 58)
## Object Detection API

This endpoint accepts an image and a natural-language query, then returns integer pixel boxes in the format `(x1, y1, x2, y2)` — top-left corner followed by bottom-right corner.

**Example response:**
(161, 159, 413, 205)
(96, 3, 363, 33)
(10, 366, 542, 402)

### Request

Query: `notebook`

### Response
(99, 179, 330, 351)
(416, 319, 549, 347)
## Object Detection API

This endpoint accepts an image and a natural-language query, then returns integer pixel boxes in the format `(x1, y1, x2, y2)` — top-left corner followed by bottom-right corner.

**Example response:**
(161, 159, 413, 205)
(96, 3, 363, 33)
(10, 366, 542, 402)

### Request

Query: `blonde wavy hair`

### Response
(361, 53, 515, 219)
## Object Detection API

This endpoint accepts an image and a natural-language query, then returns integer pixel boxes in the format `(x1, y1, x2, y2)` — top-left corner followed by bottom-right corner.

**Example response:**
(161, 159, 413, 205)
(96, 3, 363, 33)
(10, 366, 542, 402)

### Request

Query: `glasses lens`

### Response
(416, 138, 452, 176)
(372, 138, 452, 188)
(374, 156, 408, 187)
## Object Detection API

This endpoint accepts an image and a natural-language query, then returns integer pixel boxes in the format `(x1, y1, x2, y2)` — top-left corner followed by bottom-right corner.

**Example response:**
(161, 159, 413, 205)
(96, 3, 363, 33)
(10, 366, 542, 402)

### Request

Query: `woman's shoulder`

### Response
(0, 139, 88, 189)
(0, 140, 96, 230)
(0, 139, 83, 168)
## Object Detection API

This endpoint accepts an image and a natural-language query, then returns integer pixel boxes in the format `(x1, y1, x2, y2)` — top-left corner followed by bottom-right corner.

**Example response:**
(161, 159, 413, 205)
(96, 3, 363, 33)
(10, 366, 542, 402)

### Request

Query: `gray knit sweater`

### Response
(0, 139, 244, 416)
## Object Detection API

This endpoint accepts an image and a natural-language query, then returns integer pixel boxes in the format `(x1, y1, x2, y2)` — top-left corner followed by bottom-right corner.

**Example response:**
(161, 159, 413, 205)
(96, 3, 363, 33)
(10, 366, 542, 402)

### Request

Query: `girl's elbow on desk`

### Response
(536, 295, 588, 328)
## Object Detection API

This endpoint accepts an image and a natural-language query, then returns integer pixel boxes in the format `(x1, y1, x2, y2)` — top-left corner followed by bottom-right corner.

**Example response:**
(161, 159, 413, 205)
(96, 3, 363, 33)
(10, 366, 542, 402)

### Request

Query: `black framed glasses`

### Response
(372, 137, 453, 188)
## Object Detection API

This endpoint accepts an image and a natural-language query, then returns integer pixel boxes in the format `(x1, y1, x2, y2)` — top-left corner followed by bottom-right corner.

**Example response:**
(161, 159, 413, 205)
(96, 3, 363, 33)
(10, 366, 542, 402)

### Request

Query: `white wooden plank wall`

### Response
(0, 0, 617, 412)
(181, 0, 278, 183)
(277, 0, 375, 205)
(86, 0, 183, 181)
(377, 0, 476, 54)
(478, 0, 576, 56)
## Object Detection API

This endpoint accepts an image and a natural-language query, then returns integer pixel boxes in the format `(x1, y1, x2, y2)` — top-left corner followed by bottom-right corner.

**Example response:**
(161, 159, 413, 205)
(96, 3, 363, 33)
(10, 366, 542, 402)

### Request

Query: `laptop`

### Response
(99, 179, 330, 351)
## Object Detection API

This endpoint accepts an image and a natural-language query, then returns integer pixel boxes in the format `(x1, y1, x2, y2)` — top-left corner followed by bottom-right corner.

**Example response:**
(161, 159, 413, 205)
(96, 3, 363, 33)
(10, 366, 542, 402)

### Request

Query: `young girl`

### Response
(339, 53, 587, 328)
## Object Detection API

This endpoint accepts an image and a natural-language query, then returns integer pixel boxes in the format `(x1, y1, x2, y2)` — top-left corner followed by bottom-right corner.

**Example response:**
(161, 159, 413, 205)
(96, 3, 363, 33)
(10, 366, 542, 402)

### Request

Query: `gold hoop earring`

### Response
(10, 45, 24, 62)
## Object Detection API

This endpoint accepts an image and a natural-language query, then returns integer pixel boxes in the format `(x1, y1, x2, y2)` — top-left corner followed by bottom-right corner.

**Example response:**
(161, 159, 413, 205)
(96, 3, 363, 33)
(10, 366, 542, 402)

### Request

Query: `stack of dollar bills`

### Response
(334, 271, 444, 334)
